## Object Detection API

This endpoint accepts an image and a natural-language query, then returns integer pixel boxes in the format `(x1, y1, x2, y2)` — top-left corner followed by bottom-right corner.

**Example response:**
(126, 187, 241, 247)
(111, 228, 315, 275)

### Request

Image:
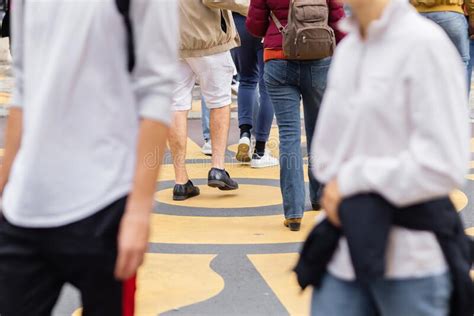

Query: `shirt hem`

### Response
(3, 184, 131, 228)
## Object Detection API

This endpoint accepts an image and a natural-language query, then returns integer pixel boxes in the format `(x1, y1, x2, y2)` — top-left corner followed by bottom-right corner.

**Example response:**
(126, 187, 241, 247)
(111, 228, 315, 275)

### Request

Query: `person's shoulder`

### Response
(397, 9, 454, 50)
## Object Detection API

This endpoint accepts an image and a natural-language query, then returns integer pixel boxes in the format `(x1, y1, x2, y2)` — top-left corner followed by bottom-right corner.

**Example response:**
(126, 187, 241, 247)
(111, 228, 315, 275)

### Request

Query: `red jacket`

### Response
(246, 0, 345, 50)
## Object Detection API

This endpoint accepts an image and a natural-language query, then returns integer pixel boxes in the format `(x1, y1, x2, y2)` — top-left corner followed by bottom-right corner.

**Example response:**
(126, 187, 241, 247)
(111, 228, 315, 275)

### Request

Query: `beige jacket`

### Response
(178, 0, 241, 58)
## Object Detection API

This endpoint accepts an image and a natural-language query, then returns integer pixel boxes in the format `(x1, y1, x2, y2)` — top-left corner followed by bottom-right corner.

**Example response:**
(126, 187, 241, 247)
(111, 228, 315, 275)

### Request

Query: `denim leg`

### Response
(264, 60, 305, 218)
(311, 274, 377, 316)
(422, 12, 470, 84)
(201, 97, 210, 141)
(469, 39, 474, 91)
(255, 47, 275, 143)
(370, 273, 452, 316)
(232, 13, 260, 129)
(300, 58, 331, 205)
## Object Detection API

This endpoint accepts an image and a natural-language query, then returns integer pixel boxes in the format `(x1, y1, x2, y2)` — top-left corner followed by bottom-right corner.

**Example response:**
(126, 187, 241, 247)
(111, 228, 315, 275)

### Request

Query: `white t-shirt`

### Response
(2, 0, 178, 227)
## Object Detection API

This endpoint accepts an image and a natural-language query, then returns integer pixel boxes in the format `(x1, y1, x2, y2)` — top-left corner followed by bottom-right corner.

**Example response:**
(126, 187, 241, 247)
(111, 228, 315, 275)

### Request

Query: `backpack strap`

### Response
(270, 11, 285, 33)
(115, 0, 135, 72)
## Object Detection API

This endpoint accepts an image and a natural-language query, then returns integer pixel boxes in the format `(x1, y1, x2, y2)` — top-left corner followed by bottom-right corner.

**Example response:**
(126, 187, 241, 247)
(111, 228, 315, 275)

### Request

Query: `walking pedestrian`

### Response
(246, 0, 345, 231)
(232, 10, 279, 168)
(170, 0, 241, 201)
(309, 0, 472, 315)
(0, 0, 177, 314)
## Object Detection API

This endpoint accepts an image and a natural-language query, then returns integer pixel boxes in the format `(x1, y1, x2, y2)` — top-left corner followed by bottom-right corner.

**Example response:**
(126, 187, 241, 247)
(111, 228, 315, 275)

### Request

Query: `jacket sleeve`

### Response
(327, 0, 346, 43)
(131, 0, 178, 124)
(246, 0, 269, 38)
(202, 0, 249, 16)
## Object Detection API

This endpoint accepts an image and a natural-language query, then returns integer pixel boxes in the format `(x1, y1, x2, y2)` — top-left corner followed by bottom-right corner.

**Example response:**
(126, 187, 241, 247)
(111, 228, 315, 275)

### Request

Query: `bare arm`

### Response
(0, 108, 22, 194)
(114, 119, 168, 280)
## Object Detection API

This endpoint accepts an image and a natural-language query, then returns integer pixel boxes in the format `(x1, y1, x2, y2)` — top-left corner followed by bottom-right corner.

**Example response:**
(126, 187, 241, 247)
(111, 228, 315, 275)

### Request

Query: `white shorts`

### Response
(172, 51, 235, 111)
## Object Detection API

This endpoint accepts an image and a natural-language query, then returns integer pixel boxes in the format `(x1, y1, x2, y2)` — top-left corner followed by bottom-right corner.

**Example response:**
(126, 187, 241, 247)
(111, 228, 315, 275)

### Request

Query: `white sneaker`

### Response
(236, 135, 251, 163)
(201, 140, 212, 156)
(251, 150, 279, 168)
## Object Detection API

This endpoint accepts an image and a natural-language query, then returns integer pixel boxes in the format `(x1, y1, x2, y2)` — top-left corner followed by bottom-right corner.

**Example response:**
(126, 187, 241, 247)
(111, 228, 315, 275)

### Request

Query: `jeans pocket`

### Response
(264, 60, 288, 86)
(310, 57, 331, 90)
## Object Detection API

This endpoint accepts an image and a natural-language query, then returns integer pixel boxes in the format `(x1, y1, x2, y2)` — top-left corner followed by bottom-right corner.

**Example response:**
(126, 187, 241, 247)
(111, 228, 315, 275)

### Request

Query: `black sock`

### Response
(254, 141, 266, 156)
(240, 124, 252, 137)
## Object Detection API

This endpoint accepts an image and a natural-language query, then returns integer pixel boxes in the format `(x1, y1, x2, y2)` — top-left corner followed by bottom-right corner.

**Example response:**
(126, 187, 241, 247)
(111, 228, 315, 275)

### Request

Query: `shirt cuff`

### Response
(137, 94, 171, 125)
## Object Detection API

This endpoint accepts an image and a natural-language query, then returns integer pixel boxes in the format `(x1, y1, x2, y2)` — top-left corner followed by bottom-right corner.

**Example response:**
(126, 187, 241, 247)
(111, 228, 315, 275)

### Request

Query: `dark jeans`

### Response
(232, 13, 274, 142)
(264, 58, 330, 218)
(0, 197, 135, 316)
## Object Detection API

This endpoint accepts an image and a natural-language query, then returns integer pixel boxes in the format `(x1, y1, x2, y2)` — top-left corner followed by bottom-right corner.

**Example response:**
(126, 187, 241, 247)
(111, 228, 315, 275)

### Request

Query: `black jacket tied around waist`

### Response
(294, 194, 474, 316)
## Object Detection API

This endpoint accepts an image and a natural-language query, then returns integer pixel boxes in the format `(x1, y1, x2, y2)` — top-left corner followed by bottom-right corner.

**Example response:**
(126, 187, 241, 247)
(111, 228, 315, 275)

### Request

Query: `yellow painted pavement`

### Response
(72, 254, 224, 316)
(156, 184, 282, 209)
(466, 227, 474, 236)
(450, 189, 468, 212)
(149, 212, 320, 244)
(248, 253, 311, 316)
(135, 254, 224, 315)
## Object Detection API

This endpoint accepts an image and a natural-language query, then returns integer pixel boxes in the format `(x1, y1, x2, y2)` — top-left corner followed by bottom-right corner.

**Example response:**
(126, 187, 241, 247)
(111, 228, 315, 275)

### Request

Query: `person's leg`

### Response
(210, 106, 230, 170)
(422, 12, 470, 85)
(169, 110, 190, 184)
(190, 51, 238, 190)
(251, 47, 279, 168)
(311, 273, 377, 316)
(300, 58, 331, 209)
(233, 14, 258, 132)
(169, 60, 200, 200)
(0, 220, 64, 316)
(55, 197, 132, 316)
(264, 60, 305, 224)
(201, 97, 210, 142)
(370, 273, 452, 316)
(255, 48, 275, 146)
(232, 13, 260, 163)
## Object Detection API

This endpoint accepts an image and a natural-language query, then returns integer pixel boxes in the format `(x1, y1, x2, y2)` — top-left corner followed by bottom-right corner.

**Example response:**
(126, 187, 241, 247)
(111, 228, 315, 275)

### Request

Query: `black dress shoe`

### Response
(208, 168, 239, 191)
(173, 180, 200, 201)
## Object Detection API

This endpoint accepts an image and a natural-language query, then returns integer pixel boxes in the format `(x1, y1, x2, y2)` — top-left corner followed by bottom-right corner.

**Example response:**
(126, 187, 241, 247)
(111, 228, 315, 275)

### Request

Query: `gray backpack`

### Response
(270, 0, 336, 60)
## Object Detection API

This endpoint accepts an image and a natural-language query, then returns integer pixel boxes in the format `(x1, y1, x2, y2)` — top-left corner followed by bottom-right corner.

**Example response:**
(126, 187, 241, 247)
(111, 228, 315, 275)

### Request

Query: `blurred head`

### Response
(342, 0, 389, 10)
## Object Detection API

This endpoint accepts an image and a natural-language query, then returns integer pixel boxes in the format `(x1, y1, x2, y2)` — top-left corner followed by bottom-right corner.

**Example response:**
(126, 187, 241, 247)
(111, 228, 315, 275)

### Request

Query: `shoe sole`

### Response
(172, 191, 200, 201)
(236, 143, 251, 162)
(288, 223, 301, 231)
(250, 161, 279, 169)
(284, 221, 301, 232)
(208, 180, 239, 191)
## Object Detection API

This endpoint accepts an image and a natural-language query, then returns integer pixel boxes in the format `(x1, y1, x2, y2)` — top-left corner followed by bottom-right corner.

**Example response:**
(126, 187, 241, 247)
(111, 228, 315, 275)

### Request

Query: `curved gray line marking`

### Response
(161, 254, 289, 316)
(148, 242, 303, 255)
(155, 179, 314, 217)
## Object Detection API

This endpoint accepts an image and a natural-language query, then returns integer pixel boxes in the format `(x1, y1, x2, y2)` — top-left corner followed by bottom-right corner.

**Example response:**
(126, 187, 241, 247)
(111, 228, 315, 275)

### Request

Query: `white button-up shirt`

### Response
(313, 0, 471, 279)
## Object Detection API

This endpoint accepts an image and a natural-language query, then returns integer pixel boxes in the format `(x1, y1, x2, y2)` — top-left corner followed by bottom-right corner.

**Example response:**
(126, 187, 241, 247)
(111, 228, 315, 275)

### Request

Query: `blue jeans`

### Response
(201, 97, 210, 141)
(421, 12, 470, 84)
(312, 273, 452, 316)
(264, 58, 330, 218)
(232, 13, 274, 142)
(468, 38, 474, 91)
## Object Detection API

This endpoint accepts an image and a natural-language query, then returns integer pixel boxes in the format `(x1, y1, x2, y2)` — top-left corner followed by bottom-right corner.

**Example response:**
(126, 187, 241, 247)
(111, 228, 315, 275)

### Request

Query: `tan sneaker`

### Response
(284, 218, 302, 231)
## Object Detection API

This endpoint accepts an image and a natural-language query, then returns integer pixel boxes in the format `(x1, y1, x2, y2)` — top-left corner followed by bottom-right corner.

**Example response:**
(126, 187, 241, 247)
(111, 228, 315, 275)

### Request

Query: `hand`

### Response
(114, 206, 150, 280)
(322, 179, 342, 227)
